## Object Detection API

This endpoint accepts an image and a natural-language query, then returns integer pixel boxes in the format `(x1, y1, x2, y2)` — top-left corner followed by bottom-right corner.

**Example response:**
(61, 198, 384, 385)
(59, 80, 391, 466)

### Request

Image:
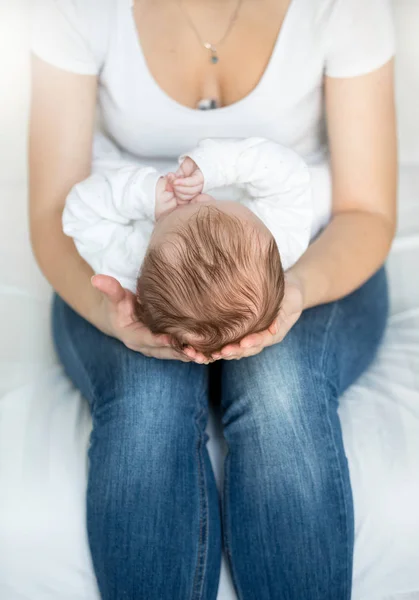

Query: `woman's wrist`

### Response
(285, 267, 308, 311)
(286, 262, 329, 310)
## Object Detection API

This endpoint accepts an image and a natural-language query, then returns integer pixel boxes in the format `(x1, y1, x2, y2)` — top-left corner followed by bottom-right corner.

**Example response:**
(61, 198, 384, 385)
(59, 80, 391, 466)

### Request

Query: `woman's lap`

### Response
(52, 267, 388, 600)
(218, 267, 388, 599)
(53, 296, 222, 600)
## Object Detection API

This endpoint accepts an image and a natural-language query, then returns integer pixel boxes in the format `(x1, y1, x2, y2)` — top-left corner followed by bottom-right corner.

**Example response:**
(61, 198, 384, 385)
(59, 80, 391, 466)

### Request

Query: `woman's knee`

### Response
(221, 340, 338, 438)
(87, 368, 210, 498)
(221, 344, 347, 500)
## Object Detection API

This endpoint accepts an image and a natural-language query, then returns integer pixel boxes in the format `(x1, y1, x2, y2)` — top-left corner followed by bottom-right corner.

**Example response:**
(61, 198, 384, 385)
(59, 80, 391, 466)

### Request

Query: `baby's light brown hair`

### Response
(134, 206, 285, 359)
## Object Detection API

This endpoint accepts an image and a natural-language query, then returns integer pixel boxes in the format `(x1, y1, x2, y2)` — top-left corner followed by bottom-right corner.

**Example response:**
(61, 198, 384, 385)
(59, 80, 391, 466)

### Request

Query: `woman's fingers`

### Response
(182, 346, 196, 359)
(211, 339, 266, 360)
(182, 345, 214, 365)
(239, 332, 265, 349)
(217, 345, 263, 360)
(184, 347, 210, 364)
(142, 346, 193, 362)
(220, 344, 240, 357)
(129, 322, 171, 348)
(91, 274, 125, 304)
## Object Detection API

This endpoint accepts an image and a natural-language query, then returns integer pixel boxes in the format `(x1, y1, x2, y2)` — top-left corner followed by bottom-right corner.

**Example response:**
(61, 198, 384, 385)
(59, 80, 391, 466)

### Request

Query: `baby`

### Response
(63, 137, 312, 358)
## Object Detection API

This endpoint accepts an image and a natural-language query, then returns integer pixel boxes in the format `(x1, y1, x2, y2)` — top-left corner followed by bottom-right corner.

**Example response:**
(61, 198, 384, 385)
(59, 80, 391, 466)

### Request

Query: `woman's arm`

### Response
(29, 57, 103, 325)
(290, 60, 397, 309)
(29, 57, 189, 360)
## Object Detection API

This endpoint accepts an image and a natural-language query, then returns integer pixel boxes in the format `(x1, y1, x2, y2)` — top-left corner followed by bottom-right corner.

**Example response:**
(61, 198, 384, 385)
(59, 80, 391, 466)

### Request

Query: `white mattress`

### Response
(1, 166, 419, 600)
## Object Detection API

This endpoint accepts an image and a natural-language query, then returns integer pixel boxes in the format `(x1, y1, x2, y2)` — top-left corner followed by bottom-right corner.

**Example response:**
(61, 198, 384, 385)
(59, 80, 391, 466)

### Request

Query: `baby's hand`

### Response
(173, 157, 204, 203)
(155, 174, 177, 220)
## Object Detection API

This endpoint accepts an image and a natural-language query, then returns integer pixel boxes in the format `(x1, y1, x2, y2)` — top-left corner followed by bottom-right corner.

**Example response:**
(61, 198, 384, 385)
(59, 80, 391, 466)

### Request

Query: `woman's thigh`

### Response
(218, 267, 388, 599)
(221, 267, 388, 438)
(52, 295, 222, 600)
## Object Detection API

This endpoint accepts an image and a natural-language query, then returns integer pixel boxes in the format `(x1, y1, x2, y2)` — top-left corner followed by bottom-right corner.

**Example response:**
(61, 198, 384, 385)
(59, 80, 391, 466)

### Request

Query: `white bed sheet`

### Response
(1, 165, 419, 600)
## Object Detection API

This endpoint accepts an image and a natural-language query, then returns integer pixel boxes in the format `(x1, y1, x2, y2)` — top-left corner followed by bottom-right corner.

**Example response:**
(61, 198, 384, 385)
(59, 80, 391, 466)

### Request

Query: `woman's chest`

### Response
(133, 0, 292, 109)
(99, 0, 327, 162)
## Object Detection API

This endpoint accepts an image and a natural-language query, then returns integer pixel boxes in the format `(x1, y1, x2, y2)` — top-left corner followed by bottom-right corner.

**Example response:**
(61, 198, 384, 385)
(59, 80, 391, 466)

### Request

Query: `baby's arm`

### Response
(63, 163, 166, 292)
(179, 138, 313, 270)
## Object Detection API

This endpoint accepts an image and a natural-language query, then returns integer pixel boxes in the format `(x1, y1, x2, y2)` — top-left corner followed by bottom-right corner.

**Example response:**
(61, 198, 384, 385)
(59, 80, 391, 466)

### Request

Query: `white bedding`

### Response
(1, 1, 419, 598)
(1, 169, 419, 600)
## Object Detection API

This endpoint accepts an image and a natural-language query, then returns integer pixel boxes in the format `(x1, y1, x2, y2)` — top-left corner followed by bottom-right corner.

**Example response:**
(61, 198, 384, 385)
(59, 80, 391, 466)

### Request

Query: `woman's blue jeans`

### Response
(52, 267, 388, 600)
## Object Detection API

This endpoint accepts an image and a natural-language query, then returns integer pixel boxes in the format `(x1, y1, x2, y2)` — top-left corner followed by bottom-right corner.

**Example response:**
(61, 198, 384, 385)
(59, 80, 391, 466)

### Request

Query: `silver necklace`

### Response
(176, 0, 243, 65)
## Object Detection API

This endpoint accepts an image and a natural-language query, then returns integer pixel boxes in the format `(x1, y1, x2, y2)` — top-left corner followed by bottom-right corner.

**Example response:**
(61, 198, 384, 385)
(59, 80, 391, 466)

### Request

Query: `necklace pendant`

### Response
(204, 43, 219, 64)
(210, 48, 219, 65)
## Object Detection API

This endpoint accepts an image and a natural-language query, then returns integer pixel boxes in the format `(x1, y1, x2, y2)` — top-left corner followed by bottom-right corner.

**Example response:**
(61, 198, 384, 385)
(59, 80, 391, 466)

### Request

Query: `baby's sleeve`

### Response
(325, 0, 395, 78)
(63, 160, 161, 292)
(180, 138, 313, 270)
(31, 0, 108, 74)
(237, 141, 313, 271)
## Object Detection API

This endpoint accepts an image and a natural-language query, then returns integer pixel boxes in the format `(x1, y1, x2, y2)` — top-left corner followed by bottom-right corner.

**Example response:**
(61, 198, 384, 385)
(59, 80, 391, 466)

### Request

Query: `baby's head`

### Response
(134, 197, 284, 359)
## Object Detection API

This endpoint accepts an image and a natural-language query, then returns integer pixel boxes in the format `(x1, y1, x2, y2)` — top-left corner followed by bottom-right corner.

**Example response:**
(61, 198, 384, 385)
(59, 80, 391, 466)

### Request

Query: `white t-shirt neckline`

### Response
(31, 0, 395, 237)
(127, 0, 302, 116)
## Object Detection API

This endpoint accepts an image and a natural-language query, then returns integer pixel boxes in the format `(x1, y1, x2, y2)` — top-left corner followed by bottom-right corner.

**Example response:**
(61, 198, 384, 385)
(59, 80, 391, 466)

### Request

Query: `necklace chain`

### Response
(176, 0, 243, 64)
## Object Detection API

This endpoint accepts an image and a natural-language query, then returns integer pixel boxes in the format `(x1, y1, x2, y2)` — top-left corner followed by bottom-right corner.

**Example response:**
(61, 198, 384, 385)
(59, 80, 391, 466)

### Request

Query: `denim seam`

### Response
(221, 452, 244, 600)
(190, 404, 210, 600)
(320, 301, 352, 599)
(54, 299, 100, 411)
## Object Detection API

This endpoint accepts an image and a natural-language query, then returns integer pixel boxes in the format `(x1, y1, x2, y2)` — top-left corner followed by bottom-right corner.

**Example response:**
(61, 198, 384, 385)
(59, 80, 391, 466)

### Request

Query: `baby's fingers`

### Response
(176, 157, 196, 178)
(174, 191, 197, 203)
(174, 183, 203, 195)
(174, 172, 203, 188)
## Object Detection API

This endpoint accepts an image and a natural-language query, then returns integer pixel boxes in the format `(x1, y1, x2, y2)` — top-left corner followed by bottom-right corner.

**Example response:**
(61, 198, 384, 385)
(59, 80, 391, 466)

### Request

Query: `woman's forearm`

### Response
(31, 209, 107, 331)
(289, 210, 396, 309)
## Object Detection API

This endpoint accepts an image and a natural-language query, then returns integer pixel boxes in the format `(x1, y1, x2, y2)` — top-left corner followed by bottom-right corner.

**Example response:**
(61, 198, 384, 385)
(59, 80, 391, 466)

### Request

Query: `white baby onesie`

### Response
(63, 137, 313, 293)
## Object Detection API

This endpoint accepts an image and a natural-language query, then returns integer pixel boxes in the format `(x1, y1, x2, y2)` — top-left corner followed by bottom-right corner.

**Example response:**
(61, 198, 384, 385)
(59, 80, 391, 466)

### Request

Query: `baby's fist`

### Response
(173, 158, 204, 203)
(155, 175, 177, 220)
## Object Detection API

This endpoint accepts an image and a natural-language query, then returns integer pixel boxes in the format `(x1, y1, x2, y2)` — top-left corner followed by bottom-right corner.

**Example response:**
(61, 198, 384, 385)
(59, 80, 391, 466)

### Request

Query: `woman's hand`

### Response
(184, 274, 304, 362)
(92, 275, 193, 362)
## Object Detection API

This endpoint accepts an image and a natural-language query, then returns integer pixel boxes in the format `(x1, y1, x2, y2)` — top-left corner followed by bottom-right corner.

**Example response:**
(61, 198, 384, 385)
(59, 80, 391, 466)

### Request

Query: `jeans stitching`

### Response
(190, 405, 210, 600)
(320, 301, 353, 599)
(221, 450, 244, 600)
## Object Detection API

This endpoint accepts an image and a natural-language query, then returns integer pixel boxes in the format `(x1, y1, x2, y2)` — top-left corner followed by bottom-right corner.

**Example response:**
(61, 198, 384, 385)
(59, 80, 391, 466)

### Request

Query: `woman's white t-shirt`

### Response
(31, 0, 395, 238)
